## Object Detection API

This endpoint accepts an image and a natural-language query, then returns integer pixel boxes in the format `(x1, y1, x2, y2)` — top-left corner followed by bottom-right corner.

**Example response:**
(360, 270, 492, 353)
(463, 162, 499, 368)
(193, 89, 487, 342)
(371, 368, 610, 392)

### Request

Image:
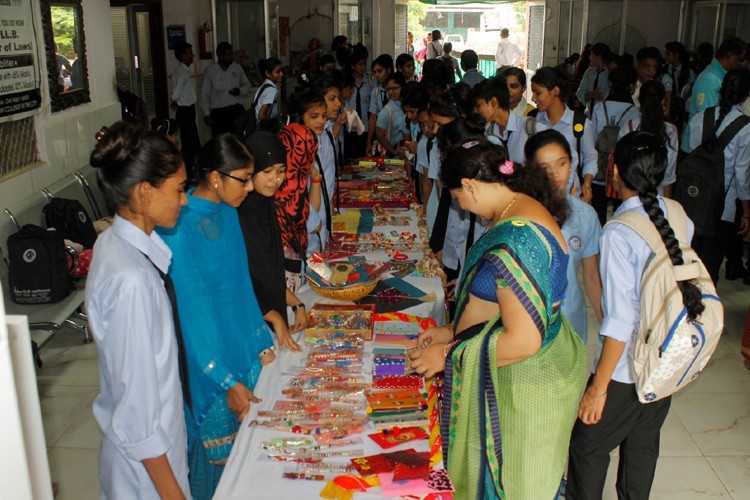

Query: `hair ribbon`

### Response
(462, 140, 479, 149)
(499, 160, 514, 175)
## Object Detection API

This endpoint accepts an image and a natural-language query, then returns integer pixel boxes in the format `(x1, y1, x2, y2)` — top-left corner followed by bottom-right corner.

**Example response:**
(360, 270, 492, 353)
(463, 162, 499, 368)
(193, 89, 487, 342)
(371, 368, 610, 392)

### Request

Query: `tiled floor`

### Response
(37, 278, 749, 499)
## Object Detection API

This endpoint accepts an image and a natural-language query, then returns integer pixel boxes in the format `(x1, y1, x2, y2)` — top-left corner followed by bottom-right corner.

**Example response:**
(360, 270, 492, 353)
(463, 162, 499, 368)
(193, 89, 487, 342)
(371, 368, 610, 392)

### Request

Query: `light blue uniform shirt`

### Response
(576, 66, 609, 115)
(688, 105, 750, 222)
(561, 195, 602, 343)
(683, 58, 727, 151)
(253, 78, 279, 119)
(537, 107, 598, 191)
(660, 64, 695, 95)
(346, 75, 374, 131)
(376, 100, 407, 146)
(369, 83, 387, 116)
(307, 124, 337, 255)
(591, 100, 638, 139)
(416, 134, 440, 232)
(487, 112, 547, 164)
(618, 115, 679, 193)
(442, 199, 485, 271)
(461, 68, 485, 88)
(86, 216, 190, 498)
(594, 196, 694, 383)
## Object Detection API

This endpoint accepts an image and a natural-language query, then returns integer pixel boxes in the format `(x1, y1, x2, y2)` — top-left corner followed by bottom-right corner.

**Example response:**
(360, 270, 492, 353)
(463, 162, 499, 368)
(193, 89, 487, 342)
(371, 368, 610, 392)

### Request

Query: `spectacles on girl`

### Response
(206, 169, 254, 186)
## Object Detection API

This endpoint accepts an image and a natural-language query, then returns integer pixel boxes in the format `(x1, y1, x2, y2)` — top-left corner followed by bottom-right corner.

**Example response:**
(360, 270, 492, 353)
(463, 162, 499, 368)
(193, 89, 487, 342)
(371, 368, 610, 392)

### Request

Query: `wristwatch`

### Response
(291, 303, 305, 313)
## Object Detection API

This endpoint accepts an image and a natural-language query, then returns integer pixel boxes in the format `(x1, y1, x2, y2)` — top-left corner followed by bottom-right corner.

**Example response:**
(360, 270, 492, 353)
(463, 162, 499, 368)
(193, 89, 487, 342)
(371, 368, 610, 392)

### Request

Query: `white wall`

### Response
(0, 0, 120, 211)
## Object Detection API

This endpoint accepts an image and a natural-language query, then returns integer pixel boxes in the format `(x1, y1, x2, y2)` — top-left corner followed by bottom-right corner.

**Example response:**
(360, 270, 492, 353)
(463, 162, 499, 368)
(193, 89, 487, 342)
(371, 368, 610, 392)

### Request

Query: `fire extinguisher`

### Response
(198, 22, 213, 60)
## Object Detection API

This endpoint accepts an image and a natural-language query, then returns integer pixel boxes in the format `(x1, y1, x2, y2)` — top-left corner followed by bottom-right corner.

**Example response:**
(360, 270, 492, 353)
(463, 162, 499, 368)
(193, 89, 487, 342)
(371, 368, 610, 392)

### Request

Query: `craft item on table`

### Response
(365, 388, 427, 414)
(425, 377, 443, 467)
(320, 474, 380, 500)
(374, 320, 422, 340)
(268, 436, 314, 448)
(262, 438, 362, 454)
(392, 459, 430, 481)
(305, 332, 364, 349)
(357, 276, 436, 313)
(283, 471, 327, 481)
(372, 348, 407, 377)
(367, 426, 429, 449)
(329, 262, 353, 285)
(389, 258, 418, 277)
(258, 411, 360, 425)
(350, 454, 395, 476)
(374, 312, 437, 331)
(372, 374, 423, 390)
(315, 418, 367, 445)
(281, 387, 365, 402)
(378, 469, 455, 497)
(426, 469, 454, 492)
(382, 449, 430, 467)
(303, 463, 356, 474)
(336, 186, 413, 209)
(405, 339, 432, 375)
(307, 252, 332, 281)
(332, 209, 374, 234)
(274, 400, 332, 413)
(267, 448, 364, 463)
(375, 214, 412, 227)
(306, 304, 375, 340)
(370, 410, 429, 430)
(309, 347, 363, 362)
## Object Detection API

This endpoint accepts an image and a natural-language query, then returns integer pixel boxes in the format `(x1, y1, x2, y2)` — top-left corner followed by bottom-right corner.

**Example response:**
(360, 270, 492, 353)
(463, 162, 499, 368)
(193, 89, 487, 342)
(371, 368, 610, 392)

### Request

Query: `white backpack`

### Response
(606, 199, 724, 403)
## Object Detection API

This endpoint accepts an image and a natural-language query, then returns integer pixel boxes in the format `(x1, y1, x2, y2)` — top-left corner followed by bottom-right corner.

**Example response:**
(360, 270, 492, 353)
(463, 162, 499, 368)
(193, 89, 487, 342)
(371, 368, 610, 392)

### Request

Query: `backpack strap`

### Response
(602, 101, 610, 125)
(715, 114, 750, 150)
(616, 104, 635, 126)
(572, 109, 586, 175)
(609, 211, 666, 255)
(700, 106, 716, 145)
(524, 116, 537, 136)
(253, 83, 274, 111)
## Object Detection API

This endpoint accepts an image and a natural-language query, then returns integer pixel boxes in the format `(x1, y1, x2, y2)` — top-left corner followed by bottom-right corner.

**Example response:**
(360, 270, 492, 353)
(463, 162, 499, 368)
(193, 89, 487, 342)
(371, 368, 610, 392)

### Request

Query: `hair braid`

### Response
(638, 181, 705, 322)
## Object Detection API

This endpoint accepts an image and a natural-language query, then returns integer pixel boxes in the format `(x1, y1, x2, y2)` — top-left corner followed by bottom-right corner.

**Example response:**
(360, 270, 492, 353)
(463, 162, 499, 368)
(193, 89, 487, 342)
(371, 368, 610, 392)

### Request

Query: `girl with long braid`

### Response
(686, 68, 750, 283)
(567, 131, 705, 499)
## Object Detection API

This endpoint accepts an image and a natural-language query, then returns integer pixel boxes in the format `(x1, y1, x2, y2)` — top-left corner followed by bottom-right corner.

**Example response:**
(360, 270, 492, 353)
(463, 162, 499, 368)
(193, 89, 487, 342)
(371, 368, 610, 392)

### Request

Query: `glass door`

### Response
(110, 4, 165, 118)
(690, 2, 721, 49)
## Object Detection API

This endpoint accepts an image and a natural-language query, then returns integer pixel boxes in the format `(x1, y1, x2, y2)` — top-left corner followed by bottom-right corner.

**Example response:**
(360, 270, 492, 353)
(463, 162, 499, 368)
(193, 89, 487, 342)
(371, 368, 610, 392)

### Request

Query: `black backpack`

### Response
(43, 197, 98, 248)
(232, 83, 275, 139)
(8, 225, 75, 304)
(674, 108, 750, 238)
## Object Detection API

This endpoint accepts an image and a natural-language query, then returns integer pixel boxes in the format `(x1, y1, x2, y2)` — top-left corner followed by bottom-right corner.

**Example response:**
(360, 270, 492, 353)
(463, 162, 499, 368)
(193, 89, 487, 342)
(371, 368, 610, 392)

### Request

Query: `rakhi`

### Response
(282, 472, 326, 481)
(301, 464, 354, 474)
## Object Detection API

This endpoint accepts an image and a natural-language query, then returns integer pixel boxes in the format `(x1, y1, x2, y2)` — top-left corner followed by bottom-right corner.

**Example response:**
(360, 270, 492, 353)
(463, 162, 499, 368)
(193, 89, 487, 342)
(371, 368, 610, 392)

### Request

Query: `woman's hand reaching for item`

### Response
(409, 343, 448, 379)
(418, 326, 453, 345)
(226, 383, 261, 422)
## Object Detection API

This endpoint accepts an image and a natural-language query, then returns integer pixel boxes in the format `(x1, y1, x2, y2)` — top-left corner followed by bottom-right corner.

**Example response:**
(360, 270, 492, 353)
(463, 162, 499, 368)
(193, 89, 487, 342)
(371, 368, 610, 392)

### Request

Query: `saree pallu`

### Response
(442, 218, 587, 499)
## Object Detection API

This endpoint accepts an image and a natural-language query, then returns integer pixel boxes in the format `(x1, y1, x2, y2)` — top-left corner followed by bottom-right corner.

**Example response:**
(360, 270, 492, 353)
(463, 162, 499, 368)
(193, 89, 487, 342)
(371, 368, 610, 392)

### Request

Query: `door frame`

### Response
(110, 0, 169, 118)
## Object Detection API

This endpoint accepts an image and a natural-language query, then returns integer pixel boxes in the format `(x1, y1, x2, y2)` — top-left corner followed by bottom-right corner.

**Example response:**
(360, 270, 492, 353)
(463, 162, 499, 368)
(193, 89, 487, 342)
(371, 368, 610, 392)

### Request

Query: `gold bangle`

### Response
(443, 343, 452, 358)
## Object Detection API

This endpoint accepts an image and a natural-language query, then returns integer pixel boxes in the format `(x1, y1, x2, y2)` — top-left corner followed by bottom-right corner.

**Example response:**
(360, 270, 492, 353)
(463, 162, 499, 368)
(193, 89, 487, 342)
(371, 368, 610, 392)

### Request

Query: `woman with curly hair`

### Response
(410, 140, 587, 499)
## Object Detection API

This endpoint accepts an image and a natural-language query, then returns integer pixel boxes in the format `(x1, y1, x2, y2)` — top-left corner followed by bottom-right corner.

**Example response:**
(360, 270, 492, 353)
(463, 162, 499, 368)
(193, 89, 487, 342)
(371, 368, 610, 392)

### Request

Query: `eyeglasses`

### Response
(208, 169, 253, 186)
(386, 86, 401, 92)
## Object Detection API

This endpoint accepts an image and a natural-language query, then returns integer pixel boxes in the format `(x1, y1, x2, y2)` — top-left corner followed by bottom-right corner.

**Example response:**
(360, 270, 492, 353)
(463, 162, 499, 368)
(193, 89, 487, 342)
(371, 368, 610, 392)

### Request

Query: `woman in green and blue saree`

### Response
(410, 140, 587, 499)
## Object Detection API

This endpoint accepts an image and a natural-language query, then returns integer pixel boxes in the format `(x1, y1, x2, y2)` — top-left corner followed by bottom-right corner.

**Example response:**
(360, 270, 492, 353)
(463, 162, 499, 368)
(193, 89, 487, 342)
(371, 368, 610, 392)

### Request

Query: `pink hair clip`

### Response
(462, 140, 479, 149)
(499, 160, 514, 175)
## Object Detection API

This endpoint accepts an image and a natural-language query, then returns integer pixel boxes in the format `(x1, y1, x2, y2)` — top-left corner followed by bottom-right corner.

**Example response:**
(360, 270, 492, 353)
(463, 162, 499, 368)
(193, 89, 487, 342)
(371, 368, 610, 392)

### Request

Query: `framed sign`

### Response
(0, 0, 42, 120)
(166, 25, 186, 50)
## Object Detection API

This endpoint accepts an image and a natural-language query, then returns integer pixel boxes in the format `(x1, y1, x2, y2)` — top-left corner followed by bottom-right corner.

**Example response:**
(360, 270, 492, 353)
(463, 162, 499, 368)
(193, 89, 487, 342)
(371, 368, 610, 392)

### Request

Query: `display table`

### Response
(216, 198, 446, 499)
(213, 333, 434, 500)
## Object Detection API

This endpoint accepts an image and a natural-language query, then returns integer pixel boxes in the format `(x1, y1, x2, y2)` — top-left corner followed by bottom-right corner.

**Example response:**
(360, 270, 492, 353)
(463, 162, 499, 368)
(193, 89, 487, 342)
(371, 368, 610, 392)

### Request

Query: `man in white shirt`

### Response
(495, 28, 523, 72)
(201, 42, 251, 136)
(170, 42, 200, 174)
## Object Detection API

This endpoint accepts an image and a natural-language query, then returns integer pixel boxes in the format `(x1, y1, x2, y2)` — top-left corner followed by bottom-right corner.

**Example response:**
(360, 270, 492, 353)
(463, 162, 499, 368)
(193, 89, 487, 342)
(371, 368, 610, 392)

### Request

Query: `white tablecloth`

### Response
(213, 332, 434, 500)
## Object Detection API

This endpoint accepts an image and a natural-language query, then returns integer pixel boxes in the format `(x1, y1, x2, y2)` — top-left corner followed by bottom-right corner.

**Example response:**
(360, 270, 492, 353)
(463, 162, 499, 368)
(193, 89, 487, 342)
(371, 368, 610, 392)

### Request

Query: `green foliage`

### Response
(408, 0, 430, 41)
(513, 1, 527, 32)
(50, 6, 77, 57)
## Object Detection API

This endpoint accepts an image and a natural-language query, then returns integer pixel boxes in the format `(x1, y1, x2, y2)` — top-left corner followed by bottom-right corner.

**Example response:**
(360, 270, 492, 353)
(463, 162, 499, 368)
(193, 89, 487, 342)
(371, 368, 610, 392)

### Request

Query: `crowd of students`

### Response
(88, 34, 749, 499)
